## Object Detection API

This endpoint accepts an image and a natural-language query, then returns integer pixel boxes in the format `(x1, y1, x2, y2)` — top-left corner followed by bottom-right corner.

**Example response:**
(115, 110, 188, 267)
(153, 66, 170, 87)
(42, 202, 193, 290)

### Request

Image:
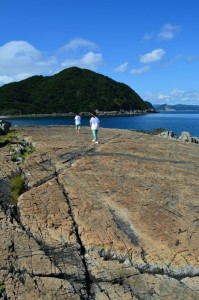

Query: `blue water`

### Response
(6, 111, 199, 138)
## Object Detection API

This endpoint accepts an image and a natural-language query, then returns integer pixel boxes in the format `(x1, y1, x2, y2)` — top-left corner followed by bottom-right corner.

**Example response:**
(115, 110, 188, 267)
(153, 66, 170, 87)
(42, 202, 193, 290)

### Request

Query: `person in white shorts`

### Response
(74, 113, 81, 134)
(90, 112, 100, 144)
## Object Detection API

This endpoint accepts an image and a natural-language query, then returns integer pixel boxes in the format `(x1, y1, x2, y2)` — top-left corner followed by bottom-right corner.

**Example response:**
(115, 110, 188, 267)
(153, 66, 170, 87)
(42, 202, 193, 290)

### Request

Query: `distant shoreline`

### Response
(1, 109, 157, 119)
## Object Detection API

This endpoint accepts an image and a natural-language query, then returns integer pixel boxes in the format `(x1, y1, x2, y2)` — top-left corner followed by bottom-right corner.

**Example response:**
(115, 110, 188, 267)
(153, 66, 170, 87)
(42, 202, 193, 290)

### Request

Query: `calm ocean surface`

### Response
(6, 111, 199, 138)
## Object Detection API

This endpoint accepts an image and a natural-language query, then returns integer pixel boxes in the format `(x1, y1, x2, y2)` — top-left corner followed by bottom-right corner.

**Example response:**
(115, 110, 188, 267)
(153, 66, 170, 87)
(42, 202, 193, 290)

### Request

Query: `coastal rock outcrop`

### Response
(178, 131, 199, 143)
(0, 120, 11, 135)
(158, 129, 199, 144)
(0, 126, 199, 299)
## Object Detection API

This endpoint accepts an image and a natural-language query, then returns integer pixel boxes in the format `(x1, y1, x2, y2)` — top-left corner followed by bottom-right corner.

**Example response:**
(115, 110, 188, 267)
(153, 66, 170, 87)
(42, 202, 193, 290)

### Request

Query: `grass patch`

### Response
(10, 175, 23, 204)
(0, 130, 17, 144)
(9, 141, 36, 162)
(22, 144, 36, 160)
(0, 282, 5, 293)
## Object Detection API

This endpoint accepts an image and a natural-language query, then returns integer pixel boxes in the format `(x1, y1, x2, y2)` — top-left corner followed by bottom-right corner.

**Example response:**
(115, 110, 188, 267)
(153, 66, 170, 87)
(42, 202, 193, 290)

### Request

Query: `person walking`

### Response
(74, 113, 81, 134)
(90, 112, 100, 144)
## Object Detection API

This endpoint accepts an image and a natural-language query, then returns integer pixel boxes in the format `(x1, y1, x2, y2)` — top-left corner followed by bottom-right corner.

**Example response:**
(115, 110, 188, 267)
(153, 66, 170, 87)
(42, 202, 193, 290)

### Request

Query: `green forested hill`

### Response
(0, 67, 150, 115)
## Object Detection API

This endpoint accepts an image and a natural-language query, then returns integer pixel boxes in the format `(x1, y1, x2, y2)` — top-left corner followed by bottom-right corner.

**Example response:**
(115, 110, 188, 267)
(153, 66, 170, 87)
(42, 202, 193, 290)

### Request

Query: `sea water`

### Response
(6, 111, 199, 138)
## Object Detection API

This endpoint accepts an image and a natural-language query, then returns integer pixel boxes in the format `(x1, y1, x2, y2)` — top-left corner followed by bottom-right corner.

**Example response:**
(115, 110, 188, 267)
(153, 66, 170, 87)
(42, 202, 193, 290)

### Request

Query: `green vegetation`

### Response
(0, 67, 151, 115)
(0, 129, 35, 161)
(10, 175, 23, 204)
(9, 143, 36, 162)
(9, 148, 19, 162)
(22, 144, 36, 160)
(0, 130, 17, 143)
(0, 283, 5, 293)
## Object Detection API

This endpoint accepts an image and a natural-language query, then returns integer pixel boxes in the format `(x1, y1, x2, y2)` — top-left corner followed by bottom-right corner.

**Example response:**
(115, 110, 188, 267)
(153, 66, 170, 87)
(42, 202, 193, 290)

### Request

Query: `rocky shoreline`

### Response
(0, 126, 199, 299)
(136, 127, 199, 144)
(1, 108, 157, 119)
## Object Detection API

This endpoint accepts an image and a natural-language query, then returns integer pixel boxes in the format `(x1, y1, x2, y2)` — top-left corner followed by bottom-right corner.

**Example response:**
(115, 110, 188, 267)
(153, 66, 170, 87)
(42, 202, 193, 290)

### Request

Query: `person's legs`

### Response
(92, 129, 96, 141)
(95, 130, 98, 141)
(77, 125, 80, 134)
(76, 124, 80, 133)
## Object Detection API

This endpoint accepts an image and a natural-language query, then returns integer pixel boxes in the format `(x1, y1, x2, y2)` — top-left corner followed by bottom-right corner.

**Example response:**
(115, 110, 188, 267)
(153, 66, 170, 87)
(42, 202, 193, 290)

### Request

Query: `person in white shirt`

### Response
(90, 112, 100, 144)
(74, 113, 81, 134)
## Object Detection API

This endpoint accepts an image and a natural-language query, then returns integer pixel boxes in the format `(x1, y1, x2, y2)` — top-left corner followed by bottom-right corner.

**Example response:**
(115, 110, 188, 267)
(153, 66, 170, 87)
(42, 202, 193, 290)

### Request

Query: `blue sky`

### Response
(1, 0, 199, 105)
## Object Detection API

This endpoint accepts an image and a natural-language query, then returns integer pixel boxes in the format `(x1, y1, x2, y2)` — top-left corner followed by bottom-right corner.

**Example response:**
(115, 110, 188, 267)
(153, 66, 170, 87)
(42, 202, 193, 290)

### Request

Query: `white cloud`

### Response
(114, 62, 128, 73)
(170, 89, 185, 97)
(0, 41, 41, 61)
(0, 41, 41, 73)
(0, 41, 57, 84)
(158, 24, 181, 40)
(144, 24, 181, 42)
(144, 89, 199, 105)
(60, 38, 97, 51)
(157, 93, 171, 100)
(130, 65, 150, 75)
(0, 73, 37, 85)
(36, 56, 57, 66)
(140, 49, 166, 64)
(61, 51, 103, 70)
(156, 89, 185, 102)
(0, 39, 102, 85)
(0, 75, 14, 84)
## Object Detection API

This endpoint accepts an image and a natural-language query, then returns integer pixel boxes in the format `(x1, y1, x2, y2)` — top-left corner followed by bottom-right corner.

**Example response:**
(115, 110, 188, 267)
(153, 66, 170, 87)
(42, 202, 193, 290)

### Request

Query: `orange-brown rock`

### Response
(0, 125, 199, 299)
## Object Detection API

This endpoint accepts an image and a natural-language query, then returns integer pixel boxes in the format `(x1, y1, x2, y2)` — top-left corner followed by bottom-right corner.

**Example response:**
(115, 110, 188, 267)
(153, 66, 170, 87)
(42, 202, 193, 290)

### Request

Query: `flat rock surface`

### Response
(0, 125, 199, 299)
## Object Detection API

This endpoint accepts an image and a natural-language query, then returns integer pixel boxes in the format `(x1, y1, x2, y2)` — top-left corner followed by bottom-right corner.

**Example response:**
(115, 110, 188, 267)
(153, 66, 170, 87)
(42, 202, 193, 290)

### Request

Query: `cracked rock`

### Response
(0, 126, 199, 299)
